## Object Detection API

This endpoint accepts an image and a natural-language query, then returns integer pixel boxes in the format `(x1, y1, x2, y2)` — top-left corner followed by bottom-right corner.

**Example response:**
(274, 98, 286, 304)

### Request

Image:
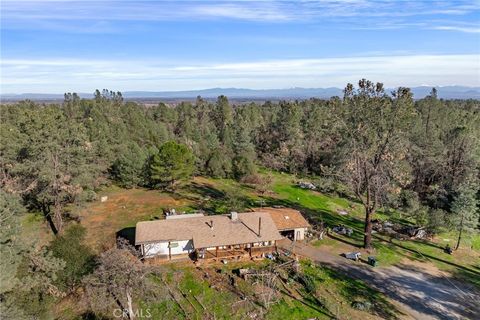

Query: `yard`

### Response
(71, 171, 480, 285)
(39, 170, 479, 319)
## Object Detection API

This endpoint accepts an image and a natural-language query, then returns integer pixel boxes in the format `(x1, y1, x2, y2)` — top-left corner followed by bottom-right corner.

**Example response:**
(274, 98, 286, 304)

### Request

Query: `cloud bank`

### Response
(2, 0, 479, 33)
(2, 54, 479, 93)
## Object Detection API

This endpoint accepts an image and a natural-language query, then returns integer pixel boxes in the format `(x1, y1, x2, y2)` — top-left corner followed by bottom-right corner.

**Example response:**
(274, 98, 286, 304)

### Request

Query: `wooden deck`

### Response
(143, 253, 191, 265)
(143, 245, 277, 263)
(250, 246, 276, 256)
(199, 246, 276, 260)
(203, 249, 247, 259)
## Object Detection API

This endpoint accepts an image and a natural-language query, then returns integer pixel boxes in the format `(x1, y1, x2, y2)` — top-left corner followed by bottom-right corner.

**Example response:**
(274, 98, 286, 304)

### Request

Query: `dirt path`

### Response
(278, 239, 480, 320)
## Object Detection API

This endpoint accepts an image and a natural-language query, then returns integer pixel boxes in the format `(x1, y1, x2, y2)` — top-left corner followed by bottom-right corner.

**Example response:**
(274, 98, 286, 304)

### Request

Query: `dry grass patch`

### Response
(76, 187, 192, 251)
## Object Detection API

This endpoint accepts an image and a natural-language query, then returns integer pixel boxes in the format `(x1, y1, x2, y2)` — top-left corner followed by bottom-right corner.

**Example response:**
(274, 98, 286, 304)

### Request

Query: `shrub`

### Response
(297, 274, 316, 293)
(232, 156, 256, 180)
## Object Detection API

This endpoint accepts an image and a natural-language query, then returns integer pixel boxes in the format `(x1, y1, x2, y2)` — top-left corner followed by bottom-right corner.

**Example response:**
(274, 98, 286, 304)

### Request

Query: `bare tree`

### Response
(83, 240, 148, 319)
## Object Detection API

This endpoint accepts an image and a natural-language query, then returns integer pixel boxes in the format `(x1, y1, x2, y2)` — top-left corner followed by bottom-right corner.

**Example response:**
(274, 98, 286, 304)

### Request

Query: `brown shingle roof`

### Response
(254, 207, 310, 231)
(135, 212, 282, 248)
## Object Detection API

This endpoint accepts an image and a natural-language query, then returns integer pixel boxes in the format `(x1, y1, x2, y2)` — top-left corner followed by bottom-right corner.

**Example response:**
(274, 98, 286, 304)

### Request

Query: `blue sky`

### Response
(1, 0, 479, 93)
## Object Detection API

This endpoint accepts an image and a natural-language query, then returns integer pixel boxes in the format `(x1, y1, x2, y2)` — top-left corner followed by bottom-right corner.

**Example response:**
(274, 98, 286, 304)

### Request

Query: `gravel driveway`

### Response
(278, 239, 480, 320)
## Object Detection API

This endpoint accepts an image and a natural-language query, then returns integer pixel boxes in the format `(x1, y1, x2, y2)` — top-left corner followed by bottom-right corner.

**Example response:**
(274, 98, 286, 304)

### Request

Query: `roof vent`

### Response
(230, 211, 238, 221)
(284, 215, 290, 220)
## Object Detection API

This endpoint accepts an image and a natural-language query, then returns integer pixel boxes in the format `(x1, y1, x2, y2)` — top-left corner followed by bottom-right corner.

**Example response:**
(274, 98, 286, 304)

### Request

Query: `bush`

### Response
(313, 176, 336, 194)
(427, 208, 450, 233)
(224, 191, 248, 213)
(297, 274, 316, 293)
(232, 156, 256, 180)
(79, 189, 98, 202)
(241, 174, 273, 194)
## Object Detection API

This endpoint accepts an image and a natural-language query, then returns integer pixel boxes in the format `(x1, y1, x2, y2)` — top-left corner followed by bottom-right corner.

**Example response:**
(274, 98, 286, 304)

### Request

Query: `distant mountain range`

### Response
(2, 86, 479, 101)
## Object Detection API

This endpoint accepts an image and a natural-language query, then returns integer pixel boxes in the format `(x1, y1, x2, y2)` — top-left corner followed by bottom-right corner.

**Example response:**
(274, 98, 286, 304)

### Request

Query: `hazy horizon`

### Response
(1, 1, 480, 94)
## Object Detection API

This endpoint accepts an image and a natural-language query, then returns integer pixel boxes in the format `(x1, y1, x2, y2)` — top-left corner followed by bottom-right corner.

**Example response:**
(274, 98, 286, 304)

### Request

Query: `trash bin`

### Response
(368, 256, 377, 267)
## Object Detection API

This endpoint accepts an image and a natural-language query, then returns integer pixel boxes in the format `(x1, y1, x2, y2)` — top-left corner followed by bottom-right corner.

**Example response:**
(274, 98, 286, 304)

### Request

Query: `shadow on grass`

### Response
(172, 182, 253, 214)
(185, 182, 226, 199)
(451, 267, 480, 291)
(262, 195, 480, 278)
(278, 288, 334, 318)
(327, 233, 362, 248)
(383, 238, 480, 277)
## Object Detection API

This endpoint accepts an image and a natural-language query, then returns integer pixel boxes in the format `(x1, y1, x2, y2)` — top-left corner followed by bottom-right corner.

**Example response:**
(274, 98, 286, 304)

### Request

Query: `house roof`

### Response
(135, 212, 282, 248)
(254, 207, 310, 231)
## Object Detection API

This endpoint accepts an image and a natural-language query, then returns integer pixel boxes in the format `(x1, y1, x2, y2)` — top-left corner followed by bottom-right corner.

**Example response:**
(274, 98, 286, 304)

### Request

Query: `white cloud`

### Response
(433, 25, 480, 33)
(1, 0, 478, 38)
(1, 54, 479, 93)
(2, 0, 478, 23)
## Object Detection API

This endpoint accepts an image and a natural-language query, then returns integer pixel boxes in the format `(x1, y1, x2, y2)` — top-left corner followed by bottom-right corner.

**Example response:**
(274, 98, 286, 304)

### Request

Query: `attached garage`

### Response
(256, 207, 310, 241)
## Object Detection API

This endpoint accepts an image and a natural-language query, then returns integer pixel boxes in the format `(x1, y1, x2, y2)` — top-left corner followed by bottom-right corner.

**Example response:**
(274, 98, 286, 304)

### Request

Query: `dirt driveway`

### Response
(278, 239, 480, 320)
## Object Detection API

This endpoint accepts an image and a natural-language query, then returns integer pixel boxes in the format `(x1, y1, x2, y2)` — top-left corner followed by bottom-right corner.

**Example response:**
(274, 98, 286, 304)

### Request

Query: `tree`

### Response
(13, 247, 66, 318)
(1, 105, 96, 234)
(83, 241, 148, 320)
(110, 143, 148, 188)
(50, 224, 95, 291)
(94, 89, 123, 104)
(0, 191, 25, 294)
(213, 95, 233, 144)
(149, 141, 195, 189)
(206, 147, 232, 178)
(336, 80, 414, 249)
(231, 110, 257, 180)
(224, 190, 248, 213)
(409, 91, 480, 211)
(232, 155, 256, 180)
(451, 184, 479, 250)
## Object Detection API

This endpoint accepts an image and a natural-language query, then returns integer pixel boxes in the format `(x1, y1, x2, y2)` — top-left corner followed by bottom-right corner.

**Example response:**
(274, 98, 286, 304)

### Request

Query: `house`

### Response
(255, 207, 310, 241)
(135, 211, 283, 260)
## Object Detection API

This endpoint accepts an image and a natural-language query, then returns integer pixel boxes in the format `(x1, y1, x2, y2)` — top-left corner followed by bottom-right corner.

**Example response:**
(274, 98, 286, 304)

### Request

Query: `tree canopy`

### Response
(149, 141, 195, 189)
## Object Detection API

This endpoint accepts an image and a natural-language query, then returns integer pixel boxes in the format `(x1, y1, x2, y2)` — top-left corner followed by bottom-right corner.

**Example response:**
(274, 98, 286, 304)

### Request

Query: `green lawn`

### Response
(186, 172, 478, 275)
(265, 298, 330, 320)
(261, 173, 480, 287)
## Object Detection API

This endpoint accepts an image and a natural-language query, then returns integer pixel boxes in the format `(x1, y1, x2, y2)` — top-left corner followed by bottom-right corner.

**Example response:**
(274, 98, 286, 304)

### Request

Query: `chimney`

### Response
(258, 217, 262, 237)
(210, 220, 214, 230)
(230, 211, 238, 221)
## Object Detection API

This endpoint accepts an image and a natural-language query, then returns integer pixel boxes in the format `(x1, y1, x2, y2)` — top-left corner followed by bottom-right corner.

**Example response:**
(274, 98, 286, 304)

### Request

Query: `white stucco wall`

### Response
(294, 228, 306, 240)
(143, 239, 193, 258)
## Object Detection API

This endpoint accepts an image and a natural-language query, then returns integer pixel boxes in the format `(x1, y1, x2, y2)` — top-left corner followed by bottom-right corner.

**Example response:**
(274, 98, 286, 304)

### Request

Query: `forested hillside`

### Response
(1, 80, 479, 318)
